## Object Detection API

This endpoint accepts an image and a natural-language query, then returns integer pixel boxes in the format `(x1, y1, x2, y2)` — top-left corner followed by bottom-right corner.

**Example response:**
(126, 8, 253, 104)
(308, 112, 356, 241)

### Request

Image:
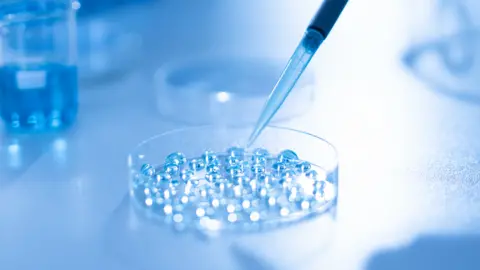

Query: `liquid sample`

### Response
(0, 63, 78, 132)
(130, 148, 337, 234)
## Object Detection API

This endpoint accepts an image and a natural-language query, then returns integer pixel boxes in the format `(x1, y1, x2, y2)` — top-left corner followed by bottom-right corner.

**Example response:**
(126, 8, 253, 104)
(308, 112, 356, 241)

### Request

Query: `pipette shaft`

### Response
(247, 0, 348, 147)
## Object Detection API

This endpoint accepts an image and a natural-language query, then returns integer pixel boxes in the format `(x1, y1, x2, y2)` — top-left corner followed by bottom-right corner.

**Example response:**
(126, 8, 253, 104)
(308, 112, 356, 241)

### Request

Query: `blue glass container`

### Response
(0, 0, 79, 132)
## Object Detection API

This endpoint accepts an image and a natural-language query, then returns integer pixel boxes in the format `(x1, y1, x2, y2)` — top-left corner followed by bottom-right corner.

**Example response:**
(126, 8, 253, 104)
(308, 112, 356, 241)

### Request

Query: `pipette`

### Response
(247, 0, 348, 146)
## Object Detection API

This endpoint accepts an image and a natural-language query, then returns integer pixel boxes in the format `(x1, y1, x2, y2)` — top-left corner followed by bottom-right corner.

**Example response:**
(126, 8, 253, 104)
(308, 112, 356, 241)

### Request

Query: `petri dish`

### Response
(128, 125, 338, 269)
(153, 55, 316, 126)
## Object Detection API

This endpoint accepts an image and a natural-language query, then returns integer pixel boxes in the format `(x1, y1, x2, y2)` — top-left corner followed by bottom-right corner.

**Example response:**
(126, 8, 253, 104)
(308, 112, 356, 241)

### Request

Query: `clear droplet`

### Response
(205, 172, 223, 183)
(228, 213, 238, 223)
(254, 148, 270, 156)
(210, 197, 220, 208)
(173, 213, 184, 223)
(272, 162, 287, 172)
(170, 177, 181, 186)
(287, 186, 298, 202)
(306, 170, 319, 179)
(213, 181, 227, 194)
(226, 203, 236, 213)
(180, 195, 189, 205)
(164, 204, 173, 215)
(140, 163, 155, 176)
(232, 175, 247, 185)
(206, 164, 221, 174)
(180, 169, 194, 182)
(202, 150, 217, 164)
(155, 173, 172, 189)
(258, 187, 268, 198)
(145, 197, 153, 206)
(277, 149, 299, 163)
(300, 200, 310, 210)
(250, 211, 260, 222)
(196, 207, 206, 217)
(189, 158, 206, 171)
(256, 173, 272, 187)
(242, 199, 251, 210)
(226, 156, 240, 166)
(165, 152, 187, 166)
(226, 147, 245, 158)
(251, 163, 265, 174)
(281, 169, 297, 179)
(267, 196, 276, 207)
(296, 161, 312, 173)
(279, 207, 290, 217)
(164, 163, 179, 175)
(227, 164, 244, 177)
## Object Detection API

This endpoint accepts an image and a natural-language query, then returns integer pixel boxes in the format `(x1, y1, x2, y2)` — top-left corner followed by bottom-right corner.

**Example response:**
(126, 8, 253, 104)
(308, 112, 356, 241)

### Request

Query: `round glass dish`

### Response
(153, 55, 316, 126)
(128, 125, 338, 269)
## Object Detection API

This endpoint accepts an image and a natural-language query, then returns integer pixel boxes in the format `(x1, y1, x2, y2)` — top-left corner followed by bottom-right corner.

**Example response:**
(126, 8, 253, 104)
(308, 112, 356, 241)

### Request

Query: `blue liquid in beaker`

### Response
(0, 63, 78, 132)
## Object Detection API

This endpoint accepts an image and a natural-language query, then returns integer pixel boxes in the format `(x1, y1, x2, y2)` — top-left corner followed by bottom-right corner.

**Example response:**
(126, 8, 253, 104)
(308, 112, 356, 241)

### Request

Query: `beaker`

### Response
(0, 0, 79, 132)
(124, 125, 339, 269)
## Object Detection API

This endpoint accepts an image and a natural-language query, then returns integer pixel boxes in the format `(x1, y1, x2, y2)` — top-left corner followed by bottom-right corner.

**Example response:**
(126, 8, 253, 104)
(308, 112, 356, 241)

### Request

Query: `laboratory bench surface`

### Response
(1, 0, 480, 269)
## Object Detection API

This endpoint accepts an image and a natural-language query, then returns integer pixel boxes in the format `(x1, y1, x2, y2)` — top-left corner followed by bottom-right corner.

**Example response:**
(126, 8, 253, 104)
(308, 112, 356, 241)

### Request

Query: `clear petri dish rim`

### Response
(128, 125, 338, 173)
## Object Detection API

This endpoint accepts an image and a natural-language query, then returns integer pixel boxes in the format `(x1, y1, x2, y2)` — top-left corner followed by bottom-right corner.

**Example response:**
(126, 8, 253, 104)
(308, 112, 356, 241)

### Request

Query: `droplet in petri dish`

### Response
(226, 146, 245, 158)
(277, 149, 299, 164)
(189, 158, 206, 171)
(141, 163, 156, 176)
(165, 152, 187, 166)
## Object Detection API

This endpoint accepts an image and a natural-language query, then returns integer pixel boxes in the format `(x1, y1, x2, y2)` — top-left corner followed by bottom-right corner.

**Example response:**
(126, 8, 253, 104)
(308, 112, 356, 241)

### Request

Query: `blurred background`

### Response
(1, 0, 480, 269)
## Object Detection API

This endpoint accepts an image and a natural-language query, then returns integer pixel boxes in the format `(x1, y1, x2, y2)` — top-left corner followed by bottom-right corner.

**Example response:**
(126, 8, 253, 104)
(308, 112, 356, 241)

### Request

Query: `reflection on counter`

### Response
(0, 134, 70, 186)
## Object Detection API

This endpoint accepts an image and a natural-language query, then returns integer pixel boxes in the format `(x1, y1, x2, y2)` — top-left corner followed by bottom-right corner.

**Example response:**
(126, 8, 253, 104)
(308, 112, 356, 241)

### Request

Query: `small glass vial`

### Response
(0, 0, 79, 132)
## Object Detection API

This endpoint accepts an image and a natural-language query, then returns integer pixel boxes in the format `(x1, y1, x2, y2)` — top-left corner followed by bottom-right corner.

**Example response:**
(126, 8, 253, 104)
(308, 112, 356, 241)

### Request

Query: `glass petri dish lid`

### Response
(153, 55, 316, 126)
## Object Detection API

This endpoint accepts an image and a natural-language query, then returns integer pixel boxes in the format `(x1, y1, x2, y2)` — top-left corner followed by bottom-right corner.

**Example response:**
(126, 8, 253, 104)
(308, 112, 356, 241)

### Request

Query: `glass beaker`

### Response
(124, 125, 338, 269)
(0, 0, 79, 132)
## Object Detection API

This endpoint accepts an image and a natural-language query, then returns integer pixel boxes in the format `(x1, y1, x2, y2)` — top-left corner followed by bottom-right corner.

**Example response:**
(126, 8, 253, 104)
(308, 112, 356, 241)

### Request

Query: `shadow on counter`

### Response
(366, 234, 480, 270)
